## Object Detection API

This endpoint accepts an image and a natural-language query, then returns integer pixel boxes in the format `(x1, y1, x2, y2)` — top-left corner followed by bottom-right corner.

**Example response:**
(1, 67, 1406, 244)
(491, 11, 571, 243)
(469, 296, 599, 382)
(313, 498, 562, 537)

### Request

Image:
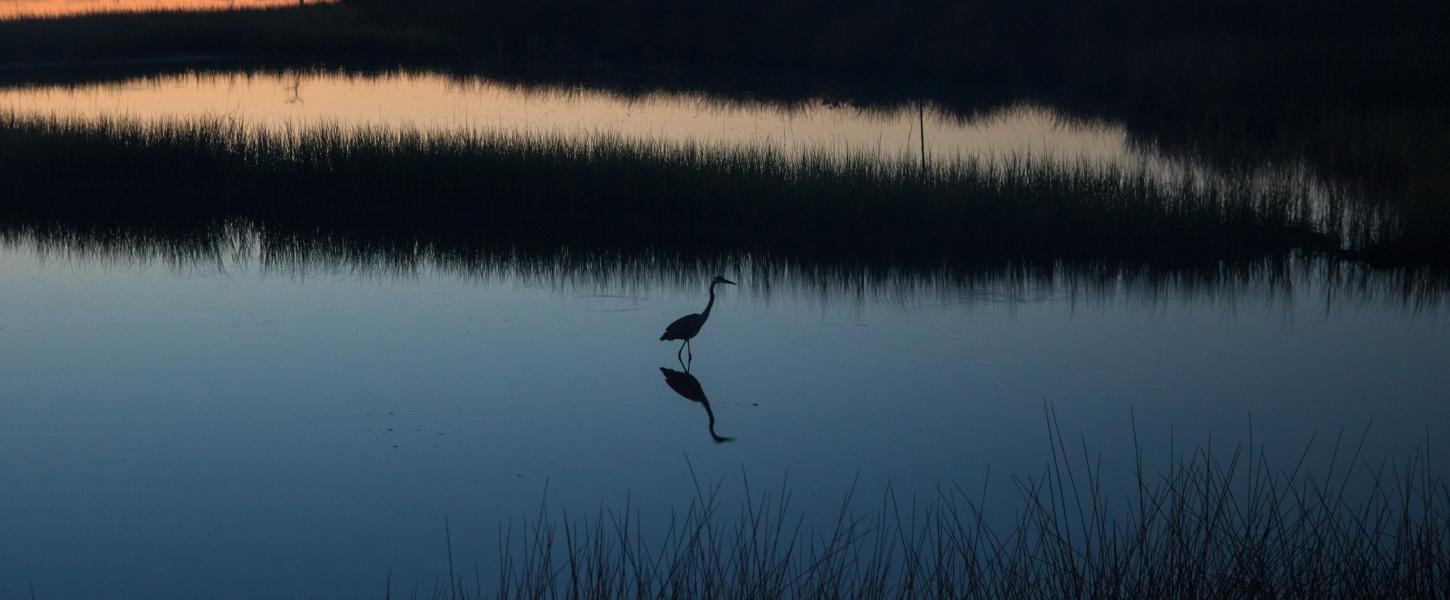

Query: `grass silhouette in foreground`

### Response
(391, 416, 1450, 599)
(6, 113, 1397, 264)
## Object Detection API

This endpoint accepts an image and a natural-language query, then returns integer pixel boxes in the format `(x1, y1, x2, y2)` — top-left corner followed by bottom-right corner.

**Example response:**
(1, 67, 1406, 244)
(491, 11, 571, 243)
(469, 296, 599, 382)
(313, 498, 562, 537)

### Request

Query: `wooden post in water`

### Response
(918, 101, 928, 174)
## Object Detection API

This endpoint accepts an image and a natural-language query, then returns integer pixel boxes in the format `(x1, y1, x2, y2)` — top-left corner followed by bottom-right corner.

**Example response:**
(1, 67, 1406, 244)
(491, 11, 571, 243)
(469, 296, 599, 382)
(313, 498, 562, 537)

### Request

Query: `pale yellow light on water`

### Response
(0, 69, 1338, 220)
(0, 0, 320, 20)
(0, 70, 1128, 164)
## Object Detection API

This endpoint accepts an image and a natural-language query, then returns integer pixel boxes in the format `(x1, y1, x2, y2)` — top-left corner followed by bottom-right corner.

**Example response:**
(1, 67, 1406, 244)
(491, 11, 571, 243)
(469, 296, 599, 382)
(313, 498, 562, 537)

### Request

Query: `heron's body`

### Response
(659, 313, 707, 342)
(660, 276, 735, 362)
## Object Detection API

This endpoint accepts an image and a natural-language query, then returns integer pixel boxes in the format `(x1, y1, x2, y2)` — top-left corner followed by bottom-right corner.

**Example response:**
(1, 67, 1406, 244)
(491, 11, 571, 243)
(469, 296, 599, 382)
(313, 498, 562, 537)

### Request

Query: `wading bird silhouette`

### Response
(659, 367, 734, 443)
(659, 275, 735, 364)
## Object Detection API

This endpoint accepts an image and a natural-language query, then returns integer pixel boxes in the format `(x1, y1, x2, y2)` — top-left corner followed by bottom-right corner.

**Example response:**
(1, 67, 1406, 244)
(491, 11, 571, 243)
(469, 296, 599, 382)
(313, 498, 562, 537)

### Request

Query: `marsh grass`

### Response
(1, 0, 1444, 193)
(3, 62, 1444, 258)
(393, 415, 1450, 599)
(6, 219, 1449, 314)
(2, 0, 1445, 252)
(1, 112, 1355, 263)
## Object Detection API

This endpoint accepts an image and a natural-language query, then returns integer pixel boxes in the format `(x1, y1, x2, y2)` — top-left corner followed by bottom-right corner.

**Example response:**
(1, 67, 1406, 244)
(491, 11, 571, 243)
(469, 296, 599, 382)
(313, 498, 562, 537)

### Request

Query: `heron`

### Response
(660, 367, 734, 443)
(660, 275, 736, 363)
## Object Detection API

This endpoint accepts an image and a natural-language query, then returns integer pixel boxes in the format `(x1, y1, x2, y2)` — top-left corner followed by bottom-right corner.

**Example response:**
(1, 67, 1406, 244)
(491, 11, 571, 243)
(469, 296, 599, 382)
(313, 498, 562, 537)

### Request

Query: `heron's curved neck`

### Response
(702, 282, 718, 317)
(702, 399, 729, 443)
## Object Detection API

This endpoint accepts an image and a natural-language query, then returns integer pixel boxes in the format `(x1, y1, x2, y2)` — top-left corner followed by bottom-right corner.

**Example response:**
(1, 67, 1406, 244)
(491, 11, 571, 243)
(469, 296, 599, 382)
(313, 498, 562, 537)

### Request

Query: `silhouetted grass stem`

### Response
(470, 419, 1449, 599)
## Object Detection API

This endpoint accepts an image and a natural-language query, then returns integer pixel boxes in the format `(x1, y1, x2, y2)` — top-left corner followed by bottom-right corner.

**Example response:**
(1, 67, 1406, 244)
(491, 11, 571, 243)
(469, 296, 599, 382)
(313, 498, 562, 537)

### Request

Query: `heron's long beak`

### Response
(721, 278, 737, 285)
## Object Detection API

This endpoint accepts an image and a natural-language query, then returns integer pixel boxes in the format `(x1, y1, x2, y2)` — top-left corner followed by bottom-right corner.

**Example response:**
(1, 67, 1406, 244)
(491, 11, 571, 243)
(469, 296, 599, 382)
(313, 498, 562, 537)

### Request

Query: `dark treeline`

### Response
(345, 0, 1449, 111)
(6, 0, 1445, 115)
(0, 3, 444, 63)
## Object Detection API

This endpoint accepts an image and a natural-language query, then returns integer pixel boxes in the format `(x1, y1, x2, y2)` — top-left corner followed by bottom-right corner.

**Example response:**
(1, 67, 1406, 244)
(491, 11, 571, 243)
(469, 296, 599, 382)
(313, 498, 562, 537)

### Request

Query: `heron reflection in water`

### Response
(660, 275, 736, 365)
(659, 366, 735, 444)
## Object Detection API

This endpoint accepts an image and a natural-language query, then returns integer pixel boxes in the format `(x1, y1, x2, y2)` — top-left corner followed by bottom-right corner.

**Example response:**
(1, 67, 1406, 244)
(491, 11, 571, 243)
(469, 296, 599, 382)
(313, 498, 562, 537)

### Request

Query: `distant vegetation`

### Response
(345, 0, 1448, 110)
(5, 0, 1445, 115)
(0, 3, 444, 63)
(2, 112, 1354, 263)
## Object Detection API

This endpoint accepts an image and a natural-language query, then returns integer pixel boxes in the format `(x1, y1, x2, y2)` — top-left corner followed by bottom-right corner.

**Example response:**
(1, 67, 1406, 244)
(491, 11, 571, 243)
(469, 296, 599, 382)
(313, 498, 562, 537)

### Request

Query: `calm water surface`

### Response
(1, 232, 1447, 598)
(0, 68, 1444, 598)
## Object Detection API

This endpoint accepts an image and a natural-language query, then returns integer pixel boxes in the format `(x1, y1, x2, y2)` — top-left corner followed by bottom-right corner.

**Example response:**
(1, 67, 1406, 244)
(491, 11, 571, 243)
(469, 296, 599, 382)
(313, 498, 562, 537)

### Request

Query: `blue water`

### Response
(1, 239, 1447, 598)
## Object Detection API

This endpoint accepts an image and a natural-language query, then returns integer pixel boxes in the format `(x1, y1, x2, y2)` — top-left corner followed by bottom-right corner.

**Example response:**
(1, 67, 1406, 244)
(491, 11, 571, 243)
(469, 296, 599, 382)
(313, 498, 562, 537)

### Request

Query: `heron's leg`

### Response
(677, 341, 685, 363)
(687, 339, 693, 361)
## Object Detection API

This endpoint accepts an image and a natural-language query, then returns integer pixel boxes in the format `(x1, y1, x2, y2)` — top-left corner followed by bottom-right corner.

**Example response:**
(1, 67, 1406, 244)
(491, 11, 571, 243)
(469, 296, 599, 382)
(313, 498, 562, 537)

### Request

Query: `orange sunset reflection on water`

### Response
(0, 70, 1144, 163)
(0, 69, 1336, 210)
(0, 0, 314, 19)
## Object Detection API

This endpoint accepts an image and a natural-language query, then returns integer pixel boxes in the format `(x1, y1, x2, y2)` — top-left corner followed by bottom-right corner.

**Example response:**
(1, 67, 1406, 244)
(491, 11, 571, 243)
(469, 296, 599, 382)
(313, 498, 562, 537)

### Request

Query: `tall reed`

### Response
(405, 416, 1450, 599)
